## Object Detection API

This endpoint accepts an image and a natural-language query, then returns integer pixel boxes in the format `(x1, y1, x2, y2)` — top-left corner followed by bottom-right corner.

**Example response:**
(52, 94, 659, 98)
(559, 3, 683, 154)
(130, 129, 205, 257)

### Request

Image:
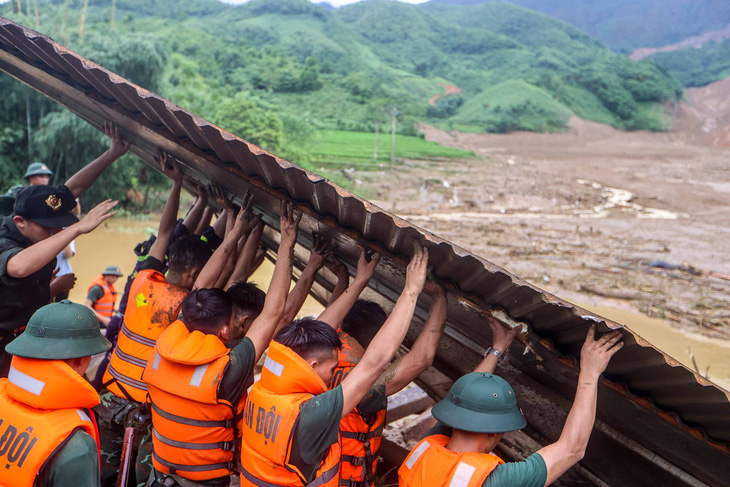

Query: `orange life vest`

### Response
(88, 275, 117, 318)
(398, 434, 504, 487)
(0, 356, 102, 487)
(143, 320, 242, 481)
(239, 341, 340, 487)
(330, 331, 386, 487)
(102, 269, 188, 403)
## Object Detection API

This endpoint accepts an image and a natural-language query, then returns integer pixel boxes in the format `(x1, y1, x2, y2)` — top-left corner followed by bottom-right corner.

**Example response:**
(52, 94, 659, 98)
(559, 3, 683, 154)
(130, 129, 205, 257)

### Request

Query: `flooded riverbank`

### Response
(71, 218, 727, 389)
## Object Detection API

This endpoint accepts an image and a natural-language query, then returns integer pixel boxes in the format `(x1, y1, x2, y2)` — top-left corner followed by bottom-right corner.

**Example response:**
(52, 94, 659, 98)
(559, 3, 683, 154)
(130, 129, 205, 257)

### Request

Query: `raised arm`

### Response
(225, 218, 264, 289)
(194, 193, 256, 290)
(340, 244, 428, 417)
(538, 325, 623, 486)
(245, 201, 301, 362)
(281, 233, 333, 324)
(317, 249, 380, 330)
(472, 316, 517, 374)
(325, 257, 349, 304)
(148, 151, 184, 263)
(65, 123, 130, 198)
(182, 183, 208, 234)
(384, 280, 447, 396)
(195, 206, 214, 236)
(7, 200, 118, 278)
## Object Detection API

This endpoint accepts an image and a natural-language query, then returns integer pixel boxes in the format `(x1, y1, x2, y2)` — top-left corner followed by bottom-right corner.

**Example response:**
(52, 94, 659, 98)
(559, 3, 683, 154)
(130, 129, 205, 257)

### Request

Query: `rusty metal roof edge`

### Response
(1, 16, 728, 449)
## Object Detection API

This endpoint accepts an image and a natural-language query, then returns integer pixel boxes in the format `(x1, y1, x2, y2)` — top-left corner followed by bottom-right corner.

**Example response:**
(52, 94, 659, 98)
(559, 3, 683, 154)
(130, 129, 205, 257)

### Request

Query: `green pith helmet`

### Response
(431, 372, 527, 434)
(5, 300, 111, 360)
(102, 265, 123, 276)
(24, 162, 54, 179)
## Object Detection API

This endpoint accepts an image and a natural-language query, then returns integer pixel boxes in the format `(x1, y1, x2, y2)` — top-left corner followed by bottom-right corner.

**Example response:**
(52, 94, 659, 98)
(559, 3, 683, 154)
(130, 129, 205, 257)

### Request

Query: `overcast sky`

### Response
(220, 0, 429, 5)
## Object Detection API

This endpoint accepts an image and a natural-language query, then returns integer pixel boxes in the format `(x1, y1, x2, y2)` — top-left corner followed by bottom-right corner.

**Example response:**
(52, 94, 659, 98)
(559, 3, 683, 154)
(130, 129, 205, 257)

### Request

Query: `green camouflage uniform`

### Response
(96, 389, 154, 487)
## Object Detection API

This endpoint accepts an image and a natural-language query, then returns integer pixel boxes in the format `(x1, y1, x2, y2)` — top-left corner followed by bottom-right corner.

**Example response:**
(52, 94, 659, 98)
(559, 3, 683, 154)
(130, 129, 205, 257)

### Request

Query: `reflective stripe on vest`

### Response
(153, 451, 234, 474)
(102, 269, 187, 403)
(398, 435, 503, 487)
(8, 365, 45, 396)
(241, 462, 339, 487)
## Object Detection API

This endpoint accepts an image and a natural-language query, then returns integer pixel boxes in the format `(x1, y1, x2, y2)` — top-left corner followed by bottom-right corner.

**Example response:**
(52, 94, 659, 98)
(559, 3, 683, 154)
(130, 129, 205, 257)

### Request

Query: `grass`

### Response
(309, 129, 475, 169)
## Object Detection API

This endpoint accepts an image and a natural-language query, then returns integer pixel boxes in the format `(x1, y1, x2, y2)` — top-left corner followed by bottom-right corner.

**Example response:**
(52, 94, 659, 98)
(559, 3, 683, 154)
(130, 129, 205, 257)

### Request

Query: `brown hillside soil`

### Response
(630, 23, 730, 60)
(428, 82, 462, 106)
(353, 86, 730, 347)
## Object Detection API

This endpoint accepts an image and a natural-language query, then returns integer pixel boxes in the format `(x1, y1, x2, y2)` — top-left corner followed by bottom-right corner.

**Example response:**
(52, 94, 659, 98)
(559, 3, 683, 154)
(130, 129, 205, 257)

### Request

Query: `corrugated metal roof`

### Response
(1, 17, 728, 486)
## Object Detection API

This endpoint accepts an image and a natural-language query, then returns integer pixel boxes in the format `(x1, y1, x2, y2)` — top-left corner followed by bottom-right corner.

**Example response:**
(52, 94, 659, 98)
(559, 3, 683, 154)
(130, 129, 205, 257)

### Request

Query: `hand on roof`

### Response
(103, 122, 130, 159)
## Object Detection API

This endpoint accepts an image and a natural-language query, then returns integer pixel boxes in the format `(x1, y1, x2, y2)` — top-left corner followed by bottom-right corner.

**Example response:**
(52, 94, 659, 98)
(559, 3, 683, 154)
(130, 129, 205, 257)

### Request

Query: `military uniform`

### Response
(0, 300, 111, 487)
(0, 185, 78, 377)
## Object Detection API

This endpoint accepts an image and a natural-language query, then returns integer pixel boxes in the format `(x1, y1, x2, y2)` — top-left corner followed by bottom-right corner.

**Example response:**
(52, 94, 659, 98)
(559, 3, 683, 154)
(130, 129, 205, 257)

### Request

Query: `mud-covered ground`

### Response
(351, 109, 730, 343)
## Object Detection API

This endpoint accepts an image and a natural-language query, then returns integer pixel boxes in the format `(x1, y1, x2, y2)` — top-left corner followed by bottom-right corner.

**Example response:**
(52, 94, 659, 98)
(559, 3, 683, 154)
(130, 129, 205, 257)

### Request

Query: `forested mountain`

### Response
(432, 0, 730, 53)
(1, 0, 684, 199)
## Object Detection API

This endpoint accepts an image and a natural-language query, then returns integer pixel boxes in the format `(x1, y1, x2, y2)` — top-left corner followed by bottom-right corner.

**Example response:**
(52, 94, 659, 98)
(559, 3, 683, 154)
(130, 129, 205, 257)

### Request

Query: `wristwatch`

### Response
(484, 347, 506, 363)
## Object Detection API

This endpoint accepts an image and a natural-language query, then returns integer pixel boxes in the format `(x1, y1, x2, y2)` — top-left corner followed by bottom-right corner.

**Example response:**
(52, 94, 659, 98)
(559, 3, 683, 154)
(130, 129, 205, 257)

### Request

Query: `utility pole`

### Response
(388, 105, 399, 170)
(111, 0, 117, 30)
(373, 122, 379, 162)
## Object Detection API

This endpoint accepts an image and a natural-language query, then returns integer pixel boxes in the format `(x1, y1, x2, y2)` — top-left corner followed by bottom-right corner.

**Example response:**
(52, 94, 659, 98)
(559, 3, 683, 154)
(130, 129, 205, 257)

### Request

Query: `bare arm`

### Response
(225, 218, 264, 289)
(472, 316, 518, 374)
(7, 200, 118, 278)
(281, 233, 333, 324)
(62, 244, 74, 259)
(245, 201, 300, 362)
(325, 258, 349, 304)
(385, 281, 447, 396)
(195, 206, 214, 236)
(182, 184, 208, 234)
(148, 151, 183, 263)
(317, 250, 380, 330)
(340, 244, 428, 417)
(65, 123, 130, 198)
(538, 326, 623, 486)
(194, 194, 256, 290)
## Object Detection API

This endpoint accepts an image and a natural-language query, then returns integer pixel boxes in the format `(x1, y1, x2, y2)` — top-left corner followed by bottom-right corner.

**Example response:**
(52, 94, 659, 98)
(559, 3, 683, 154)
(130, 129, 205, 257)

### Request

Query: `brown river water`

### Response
(69, 218, 729, 390)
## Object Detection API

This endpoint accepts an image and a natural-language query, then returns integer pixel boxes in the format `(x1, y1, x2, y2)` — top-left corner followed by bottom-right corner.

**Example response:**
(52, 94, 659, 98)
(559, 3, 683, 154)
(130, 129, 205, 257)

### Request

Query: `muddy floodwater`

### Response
(70, 218, 728, 389)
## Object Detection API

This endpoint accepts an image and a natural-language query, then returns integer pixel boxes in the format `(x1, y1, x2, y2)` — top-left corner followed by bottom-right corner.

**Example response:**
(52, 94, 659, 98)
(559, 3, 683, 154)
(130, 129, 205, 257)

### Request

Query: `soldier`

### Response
(398, 323, 623, 487)
(0, 300, 112, 487)
(238, 243, 429, 487)
(0, 122, 129, 377)
(84, 266, 124, 327)
(142, 201, 300, 487)
(23, 162, 54, 186)
(313, 247, 448, 487)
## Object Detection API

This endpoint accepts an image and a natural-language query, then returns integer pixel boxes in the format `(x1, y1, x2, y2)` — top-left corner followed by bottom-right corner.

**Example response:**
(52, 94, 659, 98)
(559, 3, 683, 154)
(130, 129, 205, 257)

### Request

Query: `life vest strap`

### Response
(341, 431, 378, 442)
(342, 455, 366, 466)
(240, 462, 339, 487)
(339, 480, 367, 487)
(153, 428, 236, 451)
(152, 402, 233, 428)
(153, 451, 233, 473)
(121, 323, 156, 347)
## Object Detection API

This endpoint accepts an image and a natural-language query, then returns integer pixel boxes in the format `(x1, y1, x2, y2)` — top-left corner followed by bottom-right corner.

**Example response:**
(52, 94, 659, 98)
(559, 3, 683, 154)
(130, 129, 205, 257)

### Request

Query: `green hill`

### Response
(432, 0, 730, 53)
(2, 0, 683, 140)
(648, 39, 730, 87)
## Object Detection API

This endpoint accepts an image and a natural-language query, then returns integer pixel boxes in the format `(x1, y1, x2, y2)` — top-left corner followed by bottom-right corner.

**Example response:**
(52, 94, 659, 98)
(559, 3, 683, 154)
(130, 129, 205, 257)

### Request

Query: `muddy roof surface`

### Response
(1, 17, 728, 486)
